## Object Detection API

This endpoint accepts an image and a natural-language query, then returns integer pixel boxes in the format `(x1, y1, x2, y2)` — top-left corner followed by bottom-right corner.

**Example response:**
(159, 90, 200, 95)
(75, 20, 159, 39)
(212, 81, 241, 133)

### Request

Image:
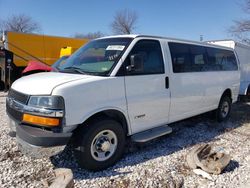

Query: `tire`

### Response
(73, 118, 125, 171)
(216, 95, 232, 122)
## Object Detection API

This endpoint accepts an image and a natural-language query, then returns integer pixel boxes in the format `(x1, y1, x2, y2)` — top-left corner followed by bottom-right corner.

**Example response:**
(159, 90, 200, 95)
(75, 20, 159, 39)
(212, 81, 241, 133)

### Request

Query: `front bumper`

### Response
(16, 124, 72, 158)
(6, 89, 71, 157)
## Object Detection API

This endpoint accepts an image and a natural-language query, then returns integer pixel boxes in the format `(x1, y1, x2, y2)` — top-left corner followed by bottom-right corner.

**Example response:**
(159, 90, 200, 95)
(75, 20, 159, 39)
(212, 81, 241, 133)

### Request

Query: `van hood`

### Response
(11, 72, 93, 95)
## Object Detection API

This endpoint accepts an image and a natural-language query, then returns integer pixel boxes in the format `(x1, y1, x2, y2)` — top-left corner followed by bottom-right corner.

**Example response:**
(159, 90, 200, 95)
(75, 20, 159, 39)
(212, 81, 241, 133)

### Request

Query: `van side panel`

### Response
(168, 71, 239, 123)
(166, 41, 240, 123)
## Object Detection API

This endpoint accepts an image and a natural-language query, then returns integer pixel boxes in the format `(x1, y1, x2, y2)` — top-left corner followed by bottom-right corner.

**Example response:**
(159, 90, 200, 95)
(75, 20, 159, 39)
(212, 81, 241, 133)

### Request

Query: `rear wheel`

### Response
(73, 118, 125, 171)
(216, 95, 231, 122)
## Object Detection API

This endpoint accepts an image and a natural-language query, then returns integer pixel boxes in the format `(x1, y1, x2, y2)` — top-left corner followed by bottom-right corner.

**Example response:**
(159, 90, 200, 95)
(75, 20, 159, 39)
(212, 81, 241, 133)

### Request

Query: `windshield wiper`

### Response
(61, 67, 86, 74)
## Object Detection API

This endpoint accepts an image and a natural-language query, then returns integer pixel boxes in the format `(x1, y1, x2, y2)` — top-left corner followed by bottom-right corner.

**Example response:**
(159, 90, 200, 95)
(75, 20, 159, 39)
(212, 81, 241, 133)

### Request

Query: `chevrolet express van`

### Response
(6, 35, 240, 171)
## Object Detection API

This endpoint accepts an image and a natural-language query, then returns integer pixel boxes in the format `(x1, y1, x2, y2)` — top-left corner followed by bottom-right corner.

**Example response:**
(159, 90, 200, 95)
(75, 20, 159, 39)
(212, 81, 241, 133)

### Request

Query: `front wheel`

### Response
(73, 118, 125, 171)
(216, 96, 232, 122)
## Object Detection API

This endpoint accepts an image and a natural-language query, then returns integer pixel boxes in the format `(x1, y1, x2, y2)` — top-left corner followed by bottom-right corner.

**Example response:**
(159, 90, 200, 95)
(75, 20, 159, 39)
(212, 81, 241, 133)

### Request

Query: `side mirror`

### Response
(126, 54, 144, 72)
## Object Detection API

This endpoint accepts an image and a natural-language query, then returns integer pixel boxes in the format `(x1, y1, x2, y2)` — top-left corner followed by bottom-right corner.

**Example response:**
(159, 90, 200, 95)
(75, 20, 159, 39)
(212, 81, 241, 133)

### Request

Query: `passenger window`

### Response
(194, 55, 205, 65)
(169, 43, 191, 73)
(225, 54, 238, 70)
(169, 42, 238, 73)
(169, 43, 207, 72)
(125, 40, 164, 75)
(206, 47, 238, 71)
(189, 45, 206, 72)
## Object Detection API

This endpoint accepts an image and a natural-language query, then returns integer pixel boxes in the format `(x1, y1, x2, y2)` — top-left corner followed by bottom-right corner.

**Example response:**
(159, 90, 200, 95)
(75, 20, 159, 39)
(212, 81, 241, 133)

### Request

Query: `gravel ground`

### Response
(0, 91, 249, 188)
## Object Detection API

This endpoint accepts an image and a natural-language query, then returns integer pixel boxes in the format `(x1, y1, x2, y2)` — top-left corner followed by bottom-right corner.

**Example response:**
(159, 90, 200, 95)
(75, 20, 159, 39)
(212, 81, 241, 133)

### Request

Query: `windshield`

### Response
(52, 55, 69, 70)
(59, 37, 132, 76)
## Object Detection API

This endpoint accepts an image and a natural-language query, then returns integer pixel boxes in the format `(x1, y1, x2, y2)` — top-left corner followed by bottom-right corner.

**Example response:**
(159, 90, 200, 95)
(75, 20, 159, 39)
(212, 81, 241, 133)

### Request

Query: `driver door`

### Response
(124, 39, 170, 134)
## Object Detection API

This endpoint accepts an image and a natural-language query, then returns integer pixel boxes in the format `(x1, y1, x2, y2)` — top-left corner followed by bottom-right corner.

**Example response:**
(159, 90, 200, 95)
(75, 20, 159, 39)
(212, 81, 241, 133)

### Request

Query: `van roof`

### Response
(99, 34, 234, 51)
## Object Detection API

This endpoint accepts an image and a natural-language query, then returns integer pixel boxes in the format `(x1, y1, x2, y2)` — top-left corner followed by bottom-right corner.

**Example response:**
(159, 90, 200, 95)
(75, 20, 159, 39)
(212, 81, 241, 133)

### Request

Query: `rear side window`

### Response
(169, 42, 238, 73)
(125, 40, 164, 75)
(206, 47, 238, 71)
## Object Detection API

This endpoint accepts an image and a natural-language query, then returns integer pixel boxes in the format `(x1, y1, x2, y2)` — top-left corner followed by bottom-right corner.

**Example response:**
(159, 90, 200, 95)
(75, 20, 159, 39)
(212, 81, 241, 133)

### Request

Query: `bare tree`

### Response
(229, 0, 250, 43)
(0, 14, 41, 33)
(111, 9, 138, 35)
(73, 31, 105, 39)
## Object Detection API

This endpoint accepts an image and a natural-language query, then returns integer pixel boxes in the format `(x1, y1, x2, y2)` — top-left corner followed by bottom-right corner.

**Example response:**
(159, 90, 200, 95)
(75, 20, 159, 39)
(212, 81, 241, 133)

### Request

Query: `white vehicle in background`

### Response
(208, 40, 250, 98)
(6, 35, 240, 171)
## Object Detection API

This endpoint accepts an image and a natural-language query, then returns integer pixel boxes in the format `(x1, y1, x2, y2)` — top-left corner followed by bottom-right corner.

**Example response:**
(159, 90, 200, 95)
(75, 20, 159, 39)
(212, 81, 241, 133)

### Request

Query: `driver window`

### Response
(125, 40, 165, 75)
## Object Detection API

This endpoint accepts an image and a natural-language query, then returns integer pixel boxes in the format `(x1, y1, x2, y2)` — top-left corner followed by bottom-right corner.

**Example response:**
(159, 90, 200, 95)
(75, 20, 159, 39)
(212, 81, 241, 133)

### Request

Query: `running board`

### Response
(131, 125, 172, 143)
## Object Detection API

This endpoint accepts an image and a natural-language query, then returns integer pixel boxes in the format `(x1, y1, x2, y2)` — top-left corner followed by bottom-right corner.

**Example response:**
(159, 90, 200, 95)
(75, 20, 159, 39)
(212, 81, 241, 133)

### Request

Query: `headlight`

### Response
(28, 96, 64, 109)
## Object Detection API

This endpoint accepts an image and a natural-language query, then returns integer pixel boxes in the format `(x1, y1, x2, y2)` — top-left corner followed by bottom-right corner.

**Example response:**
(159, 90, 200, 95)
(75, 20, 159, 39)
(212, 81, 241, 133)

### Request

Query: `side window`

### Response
(125, 40, 164, 75)
(169, 42, 191, 73)
(169, 42, 238, 73)
(206, 47, 219, 71)
(222, 51, 238, 70)
(206, 47, 238, 71)
(189, 45, 206, 72)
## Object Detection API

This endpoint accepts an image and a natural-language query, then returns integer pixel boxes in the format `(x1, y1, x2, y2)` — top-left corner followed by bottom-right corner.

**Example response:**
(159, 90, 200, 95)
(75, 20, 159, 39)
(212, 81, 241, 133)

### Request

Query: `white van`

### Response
(208, 40, 250, 98)
(6, 35, 240, 171)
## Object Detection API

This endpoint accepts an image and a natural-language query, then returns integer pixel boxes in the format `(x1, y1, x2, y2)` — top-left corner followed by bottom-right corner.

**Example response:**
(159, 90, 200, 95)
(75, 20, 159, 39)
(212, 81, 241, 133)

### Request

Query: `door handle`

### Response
(165, 77, 169, 89)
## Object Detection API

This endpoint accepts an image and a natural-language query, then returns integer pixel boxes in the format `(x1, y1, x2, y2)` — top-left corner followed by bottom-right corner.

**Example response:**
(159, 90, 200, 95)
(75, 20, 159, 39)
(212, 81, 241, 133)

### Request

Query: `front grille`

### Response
(6, 103, 23, 122)
(8, 89, 29, 104)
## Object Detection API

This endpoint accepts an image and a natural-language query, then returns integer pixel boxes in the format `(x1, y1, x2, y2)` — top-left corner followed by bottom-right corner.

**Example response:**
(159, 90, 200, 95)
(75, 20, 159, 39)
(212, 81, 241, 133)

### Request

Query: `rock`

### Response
(49, 168, 74, 188)
(186, 144, 231, 174)
(193, 169, 213, 180)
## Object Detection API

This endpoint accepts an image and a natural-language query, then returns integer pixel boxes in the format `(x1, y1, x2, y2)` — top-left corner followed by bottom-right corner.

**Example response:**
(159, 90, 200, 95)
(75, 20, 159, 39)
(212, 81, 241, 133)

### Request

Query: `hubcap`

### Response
(96, 137, 111, 152)
(91, 130, 117, 161)
(221, 101, 229, 118)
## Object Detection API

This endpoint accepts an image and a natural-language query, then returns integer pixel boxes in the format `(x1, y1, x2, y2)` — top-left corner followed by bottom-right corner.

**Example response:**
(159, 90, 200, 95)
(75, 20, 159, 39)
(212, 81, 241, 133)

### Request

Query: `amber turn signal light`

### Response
(22, 114, 60, 127)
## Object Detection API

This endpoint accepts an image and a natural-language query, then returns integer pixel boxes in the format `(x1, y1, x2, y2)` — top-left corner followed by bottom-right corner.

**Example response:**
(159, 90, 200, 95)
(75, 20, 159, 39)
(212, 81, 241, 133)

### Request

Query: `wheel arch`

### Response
(221, 88, 232, 101)
(76, 108, 131, 136)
